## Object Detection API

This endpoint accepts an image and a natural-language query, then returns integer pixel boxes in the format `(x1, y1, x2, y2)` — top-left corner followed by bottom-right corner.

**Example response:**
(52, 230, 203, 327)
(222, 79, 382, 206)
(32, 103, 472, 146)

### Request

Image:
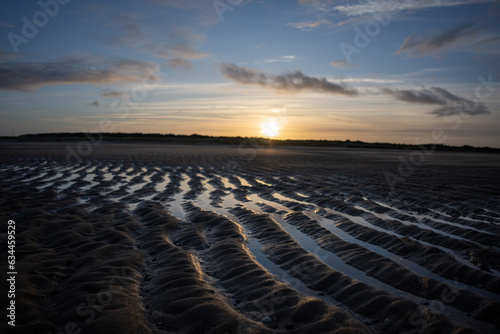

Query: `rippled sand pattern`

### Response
(1, 143, 499, 334)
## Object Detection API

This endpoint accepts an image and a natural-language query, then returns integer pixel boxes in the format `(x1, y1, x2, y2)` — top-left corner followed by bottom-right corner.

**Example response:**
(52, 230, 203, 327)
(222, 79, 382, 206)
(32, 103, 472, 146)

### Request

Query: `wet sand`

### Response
(0, 142, 499, 334)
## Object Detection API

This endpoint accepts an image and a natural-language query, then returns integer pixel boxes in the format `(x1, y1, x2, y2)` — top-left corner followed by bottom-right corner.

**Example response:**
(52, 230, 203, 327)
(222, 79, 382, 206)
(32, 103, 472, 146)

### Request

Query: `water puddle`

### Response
(23, 172, 48, 183)
(36, 172, 65, 189)
(247, 194, 289, 212)
(166, 175, 189, 220)
(255, 179, 272, 187)
(305, 211, 443, 279)
(236, 176, 251, 187)
(154, 174, 171, 192)
(81, 173, 98, 191)
(274, 216, 424, 302)
(219, 176, 236, 190)
(129, 182, 147, 193)
(353, 205, 478, 246)
(58, 173, 80, 190)
(414, 214, 497, 236)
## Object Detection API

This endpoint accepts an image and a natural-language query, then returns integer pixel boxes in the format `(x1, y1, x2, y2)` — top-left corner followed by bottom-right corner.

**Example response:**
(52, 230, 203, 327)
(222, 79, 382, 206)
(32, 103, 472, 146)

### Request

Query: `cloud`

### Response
(381, 86, 490, 116)
(0, 49, 18, 62)
(388, 67, 451, 79)
(0, 22, 15, 29)
(473, 35, 500, 47)
(298, 0, 321, 4)
(149, 44, 207, 59)
(261, 56, 300, 64)
(335, 16, 370, 27)
(397, 21, 500, 57)
(88, 101, 100, 107)
(100, 91, 128, 98)
(168, 58, 192, 71)
(85, 7, 146, 47)
(330, 59, 356, 69)
(145, 27, 209, 69)
(381, 87, 446, 104)
(429, 104, 490, 116)
(218, 63, 358, 96)
(334, 0, 491, 16)
(148, 43, 208, 70)
(397, 22, 477, 57)
(105, 20, 144, 47)
(0, 57, 159, 92)
(149, 0, 227, 25)
(287, 19, 332, 31)
(91, 8, 208, 70)
(340, 77, 403, 84)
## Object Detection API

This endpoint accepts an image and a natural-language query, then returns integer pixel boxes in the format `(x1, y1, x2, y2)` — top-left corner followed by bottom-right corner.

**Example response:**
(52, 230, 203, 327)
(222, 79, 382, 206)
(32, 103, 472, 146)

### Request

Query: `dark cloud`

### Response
(381, 86, 490, 117)
(0, 57, 159, 92)
(89, 101, 99, 107)
(429, 104, 490, 117)
(380, 87, 445, 104)
(218, 63, 358, 96)
(396, 22, 477, 57)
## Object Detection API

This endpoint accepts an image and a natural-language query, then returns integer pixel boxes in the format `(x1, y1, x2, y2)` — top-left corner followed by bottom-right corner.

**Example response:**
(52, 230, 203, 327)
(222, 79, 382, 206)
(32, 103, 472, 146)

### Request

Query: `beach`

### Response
(1, 142, 499, 334)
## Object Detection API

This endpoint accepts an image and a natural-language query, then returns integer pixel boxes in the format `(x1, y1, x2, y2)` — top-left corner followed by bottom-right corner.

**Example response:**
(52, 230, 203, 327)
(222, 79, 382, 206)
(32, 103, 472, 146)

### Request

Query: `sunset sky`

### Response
(1, 0, 499, 147)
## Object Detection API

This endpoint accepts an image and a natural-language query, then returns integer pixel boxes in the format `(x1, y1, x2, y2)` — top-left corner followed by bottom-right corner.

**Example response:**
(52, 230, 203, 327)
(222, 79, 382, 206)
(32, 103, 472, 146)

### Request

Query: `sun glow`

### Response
(261, 119, 281, 137)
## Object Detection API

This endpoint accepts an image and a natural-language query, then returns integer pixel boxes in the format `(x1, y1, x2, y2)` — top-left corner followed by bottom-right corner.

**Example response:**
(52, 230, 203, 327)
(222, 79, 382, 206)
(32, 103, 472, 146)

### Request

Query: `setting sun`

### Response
(261, 119, 281, 137)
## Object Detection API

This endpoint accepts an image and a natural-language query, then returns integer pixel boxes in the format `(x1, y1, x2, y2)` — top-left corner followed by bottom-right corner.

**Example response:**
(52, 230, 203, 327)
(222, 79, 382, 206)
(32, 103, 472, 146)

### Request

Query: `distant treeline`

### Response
(1, 132, 499, 153)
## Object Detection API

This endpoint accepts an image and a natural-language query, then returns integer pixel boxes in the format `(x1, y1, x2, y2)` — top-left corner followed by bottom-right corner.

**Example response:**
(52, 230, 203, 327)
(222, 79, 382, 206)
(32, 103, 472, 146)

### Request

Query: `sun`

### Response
(261, 119, 281, 137)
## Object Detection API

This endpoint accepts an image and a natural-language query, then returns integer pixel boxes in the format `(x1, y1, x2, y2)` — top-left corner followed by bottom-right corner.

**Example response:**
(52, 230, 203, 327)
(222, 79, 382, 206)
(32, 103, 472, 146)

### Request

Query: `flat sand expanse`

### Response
(0, 142, 499, 334)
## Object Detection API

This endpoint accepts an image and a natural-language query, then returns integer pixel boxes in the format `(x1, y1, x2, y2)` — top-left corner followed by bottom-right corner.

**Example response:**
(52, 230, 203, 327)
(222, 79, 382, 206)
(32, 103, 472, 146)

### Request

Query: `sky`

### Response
(0, 0, 499, 147)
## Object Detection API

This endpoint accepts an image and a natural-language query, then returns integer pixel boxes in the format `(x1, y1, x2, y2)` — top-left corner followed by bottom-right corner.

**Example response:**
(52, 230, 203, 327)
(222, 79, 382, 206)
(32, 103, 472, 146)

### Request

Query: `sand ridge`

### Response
(0, 142, 499, 334)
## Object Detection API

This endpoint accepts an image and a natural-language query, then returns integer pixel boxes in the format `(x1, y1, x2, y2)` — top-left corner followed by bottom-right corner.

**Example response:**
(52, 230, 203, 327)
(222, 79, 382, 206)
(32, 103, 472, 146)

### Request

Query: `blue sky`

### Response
(1, 0, 499, 147)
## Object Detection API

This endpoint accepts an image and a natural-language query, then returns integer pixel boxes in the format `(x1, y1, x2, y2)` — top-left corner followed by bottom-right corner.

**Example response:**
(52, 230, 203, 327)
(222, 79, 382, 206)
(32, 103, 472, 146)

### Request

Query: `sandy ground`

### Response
(0, 142, 499, 334)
